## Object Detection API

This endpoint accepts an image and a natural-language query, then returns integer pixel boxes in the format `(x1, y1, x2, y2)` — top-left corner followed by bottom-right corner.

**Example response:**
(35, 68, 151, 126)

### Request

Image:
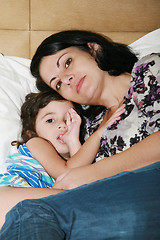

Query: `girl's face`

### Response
(39, 47, 106, 105)
(35, 100, 74, 159)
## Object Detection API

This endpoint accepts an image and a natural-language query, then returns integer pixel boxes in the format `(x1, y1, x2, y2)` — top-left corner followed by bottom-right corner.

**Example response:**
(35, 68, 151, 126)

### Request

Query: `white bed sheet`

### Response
(0, 55, 37, 172)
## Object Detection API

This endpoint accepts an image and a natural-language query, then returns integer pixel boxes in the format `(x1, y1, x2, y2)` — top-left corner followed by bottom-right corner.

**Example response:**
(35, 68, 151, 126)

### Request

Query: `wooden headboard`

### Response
(0, 0, 159, 59)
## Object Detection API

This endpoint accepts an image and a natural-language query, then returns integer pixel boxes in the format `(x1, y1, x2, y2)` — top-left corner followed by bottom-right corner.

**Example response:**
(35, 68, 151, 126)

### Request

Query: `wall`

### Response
(0, 0, 159, 58)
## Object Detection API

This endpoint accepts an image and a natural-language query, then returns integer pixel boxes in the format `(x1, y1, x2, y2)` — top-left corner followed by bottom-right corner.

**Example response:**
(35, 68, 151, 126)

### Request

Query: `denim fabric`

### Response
(1, 162, 160, 240)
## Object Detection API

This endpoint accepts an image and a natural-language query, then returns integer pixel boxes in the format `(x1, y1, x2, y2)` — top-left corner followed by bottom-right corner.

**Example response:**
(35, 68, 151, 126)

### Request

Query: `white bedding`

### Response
(0, 29, 160, 173)
(0, 56, 37, 172)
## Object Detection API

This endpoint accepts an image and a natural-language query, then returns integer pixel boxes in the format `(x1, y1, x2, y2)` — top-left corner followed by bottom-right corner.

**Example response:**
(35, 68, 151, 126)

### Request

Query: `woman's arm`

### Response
(0, 186, 63, 230)
(53, 131, 160, 189)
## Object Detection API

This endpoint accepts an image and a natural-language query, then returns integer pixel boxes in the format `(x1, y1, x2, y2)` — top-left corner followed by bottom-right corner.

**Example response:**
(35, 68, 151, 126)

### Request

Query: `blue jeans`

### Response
(1, 162, 160, 240)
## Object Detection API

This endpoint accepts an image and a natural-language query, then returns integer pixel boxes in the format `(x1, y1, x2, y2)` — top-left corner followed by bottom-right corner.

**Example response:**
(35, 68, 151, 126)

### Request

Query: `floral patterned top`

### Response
(83, 53, 160, 162)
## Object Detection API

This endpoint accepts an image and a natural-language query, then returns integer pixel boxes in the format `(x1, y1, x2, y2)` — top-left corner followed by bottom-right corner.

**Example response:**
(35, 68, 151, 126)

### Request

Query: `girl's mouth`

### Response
(57, 134, 65, 144)
(76, 76, 86, 93)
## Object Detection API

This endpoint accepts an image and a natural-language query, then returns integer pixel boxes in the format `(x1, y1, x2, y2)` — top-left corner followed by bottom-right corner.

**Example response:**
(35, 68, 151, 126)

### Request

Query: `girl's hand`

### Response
(97, 104, 126, 138)
(63, 108, 81, 144)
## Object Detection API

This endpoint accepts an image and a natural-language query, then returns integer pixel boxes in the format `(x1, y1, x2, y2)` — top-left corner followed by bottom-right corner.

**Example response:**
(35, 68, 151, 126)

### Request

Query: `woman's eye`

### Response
(46, 119, 55, 123)
(56, 80, 62, 90)
(65, 58, 72, 68)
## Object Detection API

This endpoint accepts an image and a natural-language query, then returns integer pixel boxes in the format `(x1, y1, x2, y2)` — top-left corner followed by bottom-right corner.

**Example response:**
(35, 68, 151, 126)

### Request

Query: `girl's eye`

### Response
(56, 80, 62, 90)
(46, 119, 55, 123)
(65, 58, 72, 68)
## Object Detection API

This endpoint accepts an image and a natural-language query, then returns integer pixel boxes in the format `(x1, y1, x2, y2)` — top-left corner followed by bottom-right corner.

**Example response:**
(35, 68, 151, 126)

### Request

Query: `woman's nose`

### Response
(62, 75, 73, 85)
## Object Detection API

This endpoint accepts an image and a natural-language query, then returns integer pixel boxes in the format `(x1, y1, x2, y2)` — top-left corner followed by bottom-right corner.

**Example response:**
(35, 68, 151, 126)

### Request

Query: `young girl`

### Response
(0, 91, 125, 188)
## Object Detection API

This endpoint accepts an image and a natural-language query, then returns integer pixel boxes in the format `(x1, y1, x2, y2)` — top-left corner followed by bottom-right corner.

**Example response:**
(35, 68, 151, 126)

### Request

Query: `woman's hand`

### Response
(52, 165, 96, 190)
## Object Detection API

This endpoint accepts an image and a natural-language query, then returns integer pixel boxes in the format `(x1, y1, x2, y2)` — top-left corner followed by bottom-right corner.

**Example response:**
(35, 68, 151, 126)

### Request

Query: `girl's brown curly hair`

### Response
(12, 91, 85, 148)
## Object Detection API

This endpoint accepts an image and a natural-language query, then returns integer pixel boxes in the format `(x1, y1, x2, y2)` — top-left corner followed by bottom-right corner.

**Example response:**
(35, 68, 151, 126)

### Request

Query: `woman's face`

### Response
(35, 100, 74, 160)
(39, 47, 106, 105)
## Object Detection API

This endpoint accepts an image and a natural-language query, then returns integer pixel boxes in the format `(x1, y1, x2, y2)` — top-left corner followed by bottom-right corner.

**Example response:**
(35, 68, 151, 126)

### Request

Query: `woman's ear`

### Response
(87, 42, 100, 57)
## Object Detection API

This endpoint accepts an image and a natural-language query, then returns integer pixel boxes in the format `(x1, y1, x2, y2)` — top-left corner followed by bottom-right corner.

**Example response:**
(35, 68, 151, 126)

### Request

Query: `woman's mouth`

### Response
(76, 76, 86, 93)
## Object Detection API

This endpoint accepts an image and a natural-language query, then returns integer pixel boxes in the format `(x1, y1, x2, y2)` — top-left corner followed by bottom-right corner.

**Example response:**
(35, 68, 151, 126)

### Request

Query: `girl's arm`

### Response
(26, 138, 69, 179)
(66, 104, 126, 168)
(53, 131, 160, 189)
(27, 106, 125, 179)
(61, 108, 82, 157)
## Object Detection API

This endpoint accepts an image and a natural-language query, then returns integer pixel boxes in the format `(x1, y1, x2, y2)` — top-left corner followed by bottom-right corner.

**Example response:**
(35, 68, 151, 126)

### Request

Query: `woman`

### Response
(0, 30, 160, 239)
(30, 30, 160, 189)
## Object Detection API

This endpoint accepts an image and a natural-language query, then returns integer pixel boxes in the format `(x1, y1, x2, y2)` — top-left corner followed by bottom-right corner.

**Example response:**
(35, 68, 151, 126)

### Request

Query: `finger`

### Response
(110, 105, 126, 119)
(105, 117, 120, 127)
(111, 109, 125, 119)
(105, 110, 125, 127)
(68, 108, 81, 123)
(115, 104, 126, 114)
(66, 111, 71, 126)
(68, 108, 76, 122)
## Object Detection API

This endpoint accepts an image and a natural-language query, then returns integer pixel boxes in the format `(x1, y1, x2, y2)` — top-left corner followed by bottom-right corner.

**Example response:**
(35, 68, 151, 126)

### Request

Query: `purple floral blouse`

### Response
(83, 53, 160, 162)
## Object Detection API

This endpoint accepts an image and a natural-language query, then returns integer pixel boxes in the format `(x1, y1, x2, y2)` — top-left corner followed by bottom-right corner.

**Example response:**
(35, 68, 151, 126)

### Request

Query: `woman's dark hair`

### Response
(12, 91, 85, 148)
(30, 30, 138, 92)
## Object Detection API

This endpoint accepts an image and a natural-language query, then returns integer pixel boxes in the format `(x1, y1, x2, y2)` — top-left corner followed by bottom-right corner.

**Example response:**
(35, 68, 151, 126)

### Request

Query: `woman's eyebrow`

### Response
(50, 77, 56, 85)
(49, 52, 68, 85)
(57, 52, 68, 67)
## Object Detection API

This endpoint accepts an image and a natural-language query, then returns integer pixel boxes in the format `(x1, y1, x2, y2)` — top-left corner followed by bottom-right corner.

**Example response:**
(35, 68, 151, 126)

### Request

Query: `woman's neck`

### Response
(99, 72, 131, 109)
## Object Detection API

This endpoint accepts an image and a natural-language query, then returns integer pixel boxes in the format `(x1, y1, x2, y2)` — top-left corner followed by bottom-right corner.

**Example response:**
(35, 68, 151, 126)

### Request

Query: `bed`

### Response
(0, 0, 160, 172)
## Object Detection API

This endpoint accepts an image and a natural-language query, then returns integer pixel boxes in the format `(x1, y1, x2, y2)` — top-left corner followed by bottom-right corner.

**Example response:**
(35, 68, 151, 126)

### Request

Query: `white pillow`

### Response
(0, 54, 38, 172)
(0, 28, 159, 173)
(129, 28, 160, 58)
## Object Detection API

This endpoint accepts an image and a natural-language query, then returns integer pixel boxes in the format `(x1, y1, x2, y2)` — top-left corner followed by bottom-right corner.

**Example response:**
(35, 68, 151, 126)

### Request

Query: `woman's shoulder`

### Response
(131, 53, 160, 84)
(139, 52, 160, 62)
(127, 53, 160, 103)
(133, 53, 160, 73)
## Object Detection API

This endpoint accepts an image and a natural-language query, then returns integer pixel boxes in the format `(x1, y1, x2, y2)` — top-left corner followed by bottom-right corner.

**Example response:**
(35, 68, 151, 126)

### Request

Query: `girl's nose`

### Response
(58, 121, 67, 130)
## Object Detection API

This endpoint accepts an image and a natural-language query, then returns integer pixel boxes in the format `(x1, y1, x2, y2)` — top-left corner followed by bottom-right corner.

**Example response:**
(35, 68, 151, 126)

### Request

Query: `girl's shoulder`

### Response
(19, 138, 52, 158)
(18, 143, 33, 158)
(26, 137, 52, 150)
